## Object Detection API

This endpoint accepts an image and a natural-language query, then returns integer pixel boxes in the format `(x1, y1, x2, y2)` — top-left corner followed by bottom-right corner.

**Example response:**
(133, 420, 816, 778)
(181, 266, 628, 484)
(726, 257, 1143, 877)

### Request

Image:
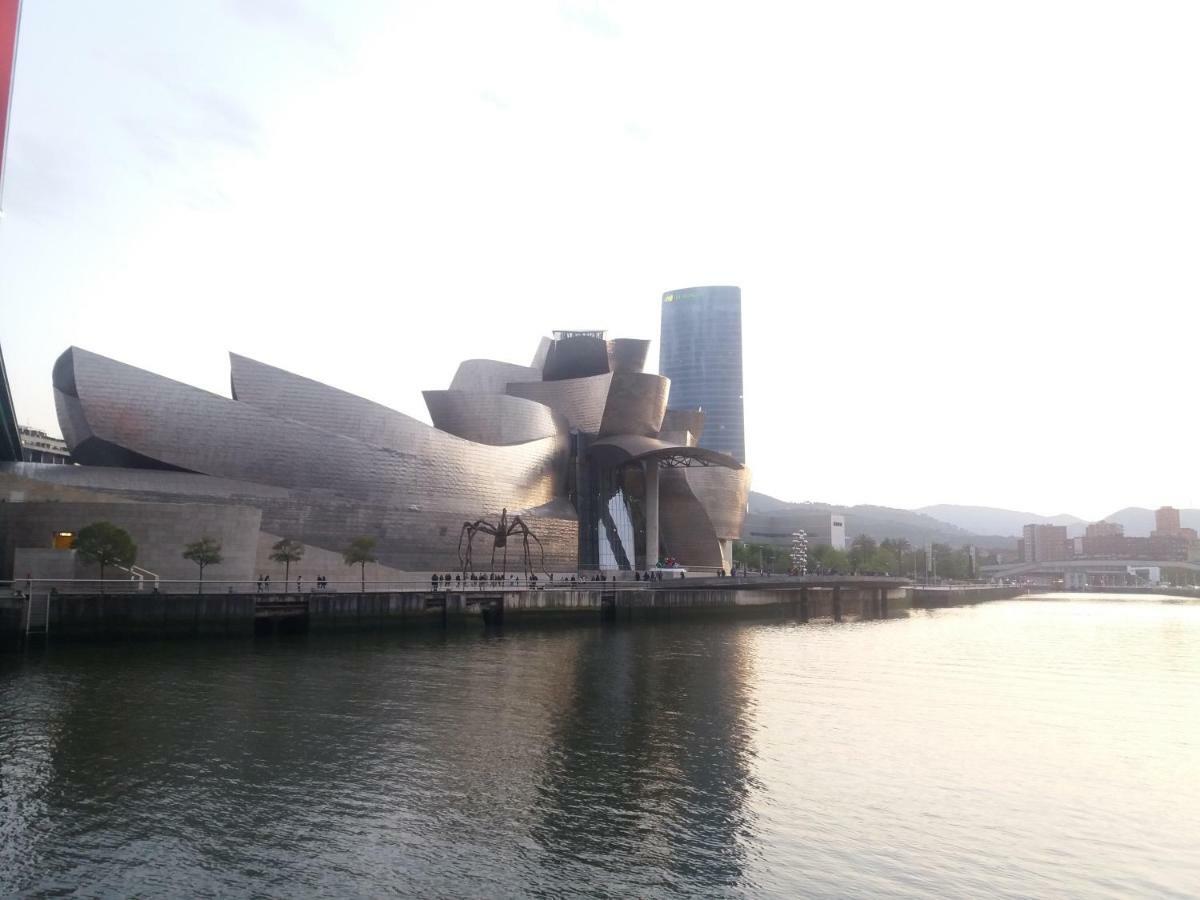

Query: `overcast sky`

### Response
(2, 1, 1197, 521)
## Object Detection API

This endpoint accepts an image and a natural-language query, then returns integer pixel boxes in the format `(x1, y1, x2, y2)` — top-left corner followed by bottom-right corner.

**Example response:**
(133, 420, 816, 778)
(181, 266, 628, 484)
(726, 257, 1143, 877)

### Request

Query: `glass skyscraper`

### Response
(659, 285, 745, 463)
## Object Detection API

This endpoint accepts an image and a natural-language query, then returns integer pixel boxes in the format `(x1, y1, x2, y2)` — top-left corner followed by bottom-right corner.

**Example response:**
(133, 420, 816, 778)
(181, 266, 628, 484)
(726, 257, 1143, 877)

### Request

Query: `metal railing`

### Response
(2, 570, 712, 595)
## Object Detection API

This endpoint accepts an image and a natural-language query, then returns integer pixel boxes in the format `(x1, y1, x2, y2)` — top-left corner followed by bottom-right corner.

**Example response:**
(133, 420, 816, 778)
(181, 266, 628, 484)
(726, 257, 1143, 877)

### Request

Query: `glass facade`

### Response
(659, 286, 745, 463)
(575, 434, 646, 570)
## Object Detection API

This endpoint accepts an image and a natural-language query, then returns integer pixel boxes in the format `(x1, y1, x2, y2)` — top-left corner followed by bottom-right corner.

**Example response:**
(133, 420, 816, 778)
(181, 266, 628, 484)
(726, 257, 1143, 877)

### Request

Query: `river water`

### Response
(2, 597, 1198, 898)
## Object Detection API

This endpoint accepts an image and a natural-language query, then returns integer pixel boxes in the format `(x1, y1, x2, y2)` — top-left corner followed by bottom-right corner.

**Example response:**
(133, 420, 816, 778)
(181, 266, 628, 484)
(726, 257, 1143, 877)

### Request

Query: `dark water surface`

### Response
(2, 599, 1198, 898)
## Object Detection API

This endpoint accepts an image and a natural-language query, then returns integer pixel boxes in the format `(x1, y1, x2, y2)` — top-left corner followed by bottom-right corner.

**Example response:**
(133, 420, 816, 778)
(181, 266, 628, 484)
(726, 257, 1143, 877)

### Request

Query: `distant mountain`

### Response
(1101, 507, 1200, 538)
(915, 504, 1087, 538)
(745, 493, 1015, 550)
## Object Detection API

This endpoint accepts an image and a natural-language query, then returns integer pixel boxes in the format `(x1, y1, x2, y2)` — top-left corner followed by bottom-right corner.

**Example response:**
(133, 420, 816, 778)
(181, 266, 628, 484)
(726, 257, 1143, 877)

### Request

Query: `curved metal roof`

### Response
(588, 434, 743, 469)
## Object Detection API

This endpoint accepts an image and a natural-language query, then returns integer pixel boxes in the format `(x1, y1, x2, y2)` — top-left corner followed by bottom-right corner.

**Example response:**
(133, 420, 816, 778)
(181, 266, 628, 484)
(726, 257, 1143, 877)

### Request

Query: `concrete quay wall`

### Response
(1, 585, 912, 645)
(9, 592, 258, 641)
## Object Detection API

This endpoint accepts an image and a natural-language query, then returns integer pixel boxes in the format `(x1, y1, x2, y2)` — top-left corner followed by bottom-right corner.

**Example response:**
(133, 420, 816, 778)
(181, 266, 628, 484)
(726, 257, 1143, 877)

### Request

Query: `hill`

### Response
(915, 504, 1087, 538)
(745, 493, 1015, 550)
(1101, 507, 1200, 537)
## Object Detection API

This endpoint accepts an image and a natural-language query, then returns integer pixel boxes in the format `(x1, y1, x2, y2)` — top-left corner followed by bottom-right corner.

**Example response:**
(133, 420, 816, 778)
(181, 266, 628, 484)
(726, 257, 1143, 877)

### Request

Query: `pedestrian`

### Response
(264, 574, 271, 591)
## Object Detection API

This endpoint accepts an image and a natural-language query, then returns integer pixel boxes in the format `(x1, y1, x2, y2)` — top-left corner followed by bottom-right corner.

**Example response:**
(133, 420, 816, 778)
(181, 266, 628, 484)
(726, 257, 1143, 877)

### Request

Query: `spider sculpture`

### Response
(458, 508, 547, 578)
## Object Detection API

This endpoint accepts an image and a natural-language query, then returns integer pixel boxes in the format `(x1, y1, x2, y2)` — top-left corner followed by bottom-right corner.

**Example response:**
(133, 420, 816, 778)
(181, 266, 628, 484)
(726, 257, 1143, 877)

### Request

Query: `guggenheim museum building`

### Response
(0, 331, 749, 588)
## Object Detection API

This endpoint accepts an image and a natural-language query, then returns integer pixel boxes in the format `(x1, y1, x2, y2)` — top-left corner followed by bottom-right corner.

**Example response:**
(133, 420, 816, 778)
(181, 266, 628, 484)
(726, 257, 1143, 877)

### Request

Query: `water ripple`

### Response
(2, 599, 1198, 897)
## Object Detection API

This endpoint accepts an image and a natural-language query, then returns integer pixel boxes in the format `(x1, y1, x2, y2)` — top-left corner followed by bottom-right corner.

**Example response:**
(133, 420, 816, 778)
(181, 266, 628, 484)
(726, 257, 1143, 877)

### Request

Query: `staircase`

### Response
(25, 593, 49, 637)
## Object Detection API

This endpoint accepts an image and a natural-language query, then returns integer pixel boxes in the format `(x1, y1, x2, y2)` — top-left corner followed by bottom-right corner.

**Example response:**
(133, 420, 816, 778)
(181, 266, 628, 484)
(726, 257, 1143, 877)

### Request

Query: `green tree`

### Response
(733, 541, 794, 573)
(881, 538, 911, 575)
(809, 544, 850, 574)
(73, 521, 137, 594)
(343, 536, 378, 592)
(182, 537, 223, 594)
(270, 538, 305, 585)
(849, 535, 878, 571)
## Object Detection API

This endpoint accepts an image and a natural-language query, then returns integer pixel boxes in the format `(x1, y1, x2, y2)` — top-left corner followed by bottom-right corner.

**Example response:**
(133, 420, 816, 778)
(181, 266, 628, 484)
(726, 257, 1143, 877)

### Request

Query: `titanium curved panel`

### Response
(606, 339, 649, 374)
(541, 335, 610, 381)
(53, 348, 567, 518)
(598, 372, 669, 437)
(52, 387, 94, 452)
(684, 465, 750, 541)
(422, 390, 567, 445)
(659, 467, 723, 567)
(450, 359, 541, 394)
(531, 337, 553, 372)
(230, 354, 428, 450)
(660, 408, 706, 442)
(506, 373, 613, 433)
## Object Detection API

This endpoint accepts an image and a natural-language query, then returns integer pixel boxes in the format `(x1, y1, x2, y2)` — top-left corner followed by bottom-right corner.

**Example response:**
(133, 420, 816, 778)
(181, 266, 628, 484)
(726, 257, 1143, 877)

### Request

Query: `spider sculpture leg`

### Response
(511, 517, 548, 578)
(462, 520, 501, 577)
(527, 530, 547, 578)
(521, 532, 534, 580)
(458, 522, 476, 574)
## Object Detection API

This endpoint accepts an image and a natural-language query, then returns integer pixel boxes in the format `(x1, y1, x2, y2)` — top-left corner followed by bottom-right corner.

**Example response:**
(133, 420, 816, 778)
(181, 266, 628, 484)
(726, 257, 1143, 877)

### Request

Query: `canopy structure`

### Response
(589, 434, 742, 470)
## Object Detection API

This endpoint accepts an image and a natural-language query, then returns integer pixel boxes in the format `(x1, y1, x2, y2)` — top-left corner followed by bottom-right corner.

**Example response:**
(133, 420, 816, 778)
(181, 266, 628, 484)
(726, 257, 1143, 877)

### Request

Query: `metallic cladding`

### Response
(605, 339, 649, 374)
(684, 465, 751, 541)
(660, 286, 745, 463)
(28, 322, 751, 573)
(588, 434, 742, 469)
(658, 468, 722, 567)
(660, 408, 705, 442)
(422, 390, 567, 445)
(54, 347, 567, 515)
(230, 353, 428, 450)
(505, 373, 613, 433)
(598, 372, 669, 437)
(541, 335, 610, 381)
(1, 463, 580, 575)
(450, 359, 541, 394)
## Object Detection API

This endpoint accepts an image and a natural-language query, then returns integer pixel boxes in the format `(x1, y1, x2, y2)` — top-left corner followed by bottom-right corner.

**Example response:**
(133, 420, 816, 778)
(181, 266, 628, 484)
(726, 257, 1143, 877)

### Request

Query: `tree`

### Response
(270, 538, 305, 585)
(849, 535, 878, 572)
(732, 541, 792, 573)
(343, 536, 378, 592)
(182, 537, 223, 594)
(881, 538, 911, 575)
(73, 522, 137, 594)
(809, 544, 850, 574)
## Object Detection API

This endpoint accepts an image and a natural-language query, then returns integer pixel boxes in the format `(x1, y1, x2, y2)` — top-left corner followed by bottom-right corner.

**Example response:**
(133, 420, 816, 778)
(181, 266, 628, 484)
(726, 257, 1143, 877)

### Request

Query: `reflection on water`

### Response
(2, 599, 1198, 898)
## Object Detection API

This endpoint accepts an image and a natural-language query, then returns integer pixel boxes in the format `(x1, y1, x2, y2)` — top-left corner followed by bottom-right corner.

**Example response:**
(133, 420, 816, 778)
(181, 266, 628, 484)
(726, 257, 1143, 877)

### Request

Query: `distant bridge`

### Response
(982, 558, 1200, 587)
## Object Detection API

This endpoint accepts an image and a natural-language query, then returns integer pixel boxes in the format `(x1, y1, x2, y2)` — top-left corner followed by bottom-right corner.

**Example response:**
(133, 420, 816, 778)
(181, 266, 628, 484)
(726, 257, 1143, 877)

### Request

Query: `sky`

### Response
(1, 0, 1197, 522)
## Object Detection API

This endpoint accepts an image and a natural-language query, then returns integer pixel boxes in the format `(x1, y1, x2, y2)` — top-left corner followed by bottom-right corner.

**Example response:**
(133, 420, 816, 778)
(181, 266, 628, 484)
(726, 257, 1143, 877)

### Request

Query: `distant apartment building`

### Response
(18, 426, 72, 465)
(1081, 521, 1125, 557)
(1148, 505, 1197, 560)
(1154, 506, 1181, 534)
(1021, 523, 1070, 562)
(1085, 521, 1124, 539)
